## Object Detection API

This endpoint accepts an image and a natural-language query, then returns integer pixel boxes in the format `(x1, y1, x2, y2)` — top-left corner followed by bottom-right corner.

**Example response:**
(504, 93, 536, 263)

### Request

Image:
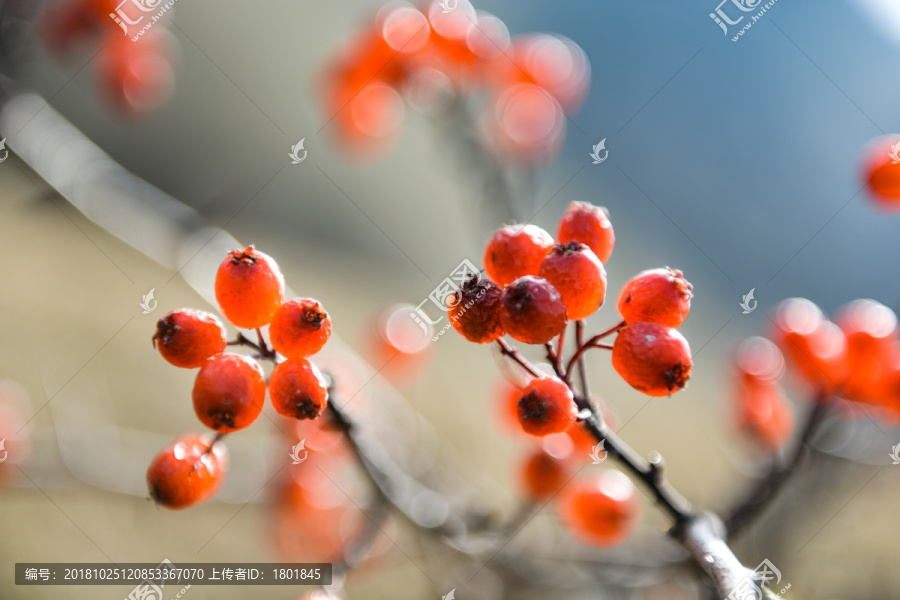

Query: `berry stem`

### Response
(226, 331, 278, 362)
(496, 338, 543, 379)
(573, 321, 591, 410)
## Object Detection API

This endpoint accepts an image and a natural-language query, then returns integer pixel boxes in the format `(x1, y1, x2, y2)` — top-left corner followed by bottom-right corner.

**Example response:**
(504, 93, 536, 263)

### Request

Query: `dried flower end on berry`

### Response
(519, 447, 570, 502)
(612, 322, 692, 396)
(270, 297, 333, 359)
(538, 242, 607, 321)
(484, 224, 554, 287)
(214, 245, 285, 329)
(449, 275, 505, 343)
(557, 201, 615, 264)
(146, 433, 227, 510)
(269, 358, 330, 420)
(560, 470, 640, 547)
(617, 267, 692, 328)
(192, 353, 266, 432)
(517, 376, 577, 436)
(152, 309, 227, 368)
(500, 276, 567, 344)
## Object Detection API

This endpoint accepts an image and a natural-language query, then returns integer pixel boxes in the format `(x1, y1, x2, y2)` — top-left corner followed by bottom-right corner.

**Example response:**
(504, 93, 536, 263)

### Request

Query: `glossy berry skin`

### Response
(519, 447, 570, 502)
(269, 358, 330, 420)
(835, 299, 898, 402)
(612, 322, 692, 396)
(560, 470, 640, 547)
(771, 298, 847, 393)
(270, 298, 332, 359)
(214, 246, 285, 329)
(192, 354, 266, 432)
(500, 276, 568, 345)
(863, 135, 900, 209)
(517, 377, 577, 436)
(538, 242, 607, 321)
(152, 309, 227, 368)
(484, 224, 554, 287)
(449, 276, 505, 343)
(617, 268, 693, 328)
(556, 201, 615, 264)
(146, 433, 227, 510)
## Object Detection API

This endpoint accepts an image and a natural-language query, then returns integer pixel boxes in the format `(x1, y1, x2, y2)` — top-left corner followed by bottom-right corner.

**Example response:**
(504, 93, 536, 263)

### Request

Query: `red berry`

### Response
(96, 31, 175, 116)
(517, 376, 577, 436)
(152, 309, 227, 368)
(214, 245, 285, 329)
(617, 268, 693, 327)
(735, 378, 794, 452)
(557, 201, 615, 264)
(560, 471, 640, 547)
(862, 135, 900, 209)
(835, 299, 898, 402)
(505, 34, 590, 112)
(734, 336, 785, 384)
(500, 276, 568, 344)
(449, 275, 505, 343)
(771, 298, 847, 393)
(491, 83, 566, 165)
(484, 224, 554, 287)
(538, 242, 607, 321)
(192, 353, 266, 432)
(270, 298, 333, 359)
(519, 447, 570, 502)
(146, 433, 227, 510)
(612, 322, 692, 396)
(269, 358, 330, 420)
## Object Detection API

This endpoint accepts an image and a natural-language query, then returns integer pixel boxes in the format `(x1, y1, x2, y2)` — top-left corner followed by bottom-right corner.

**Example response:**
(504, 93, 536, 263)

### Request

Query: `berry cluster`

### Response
(147, 246, 333, 509)
(39, 0, 175, 116)
(323, 0, 589, 161)
(733, 297, 900, 451)
(452, 201, 694, 546)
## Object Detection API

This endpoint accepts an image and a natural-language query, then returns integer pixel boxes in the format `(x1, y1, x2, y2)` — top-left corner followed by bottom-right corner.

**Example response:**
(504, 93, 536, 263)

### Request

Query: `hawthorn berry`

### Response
(734, 336, 785, 384)
(97, 31, 175, 116)
(617, 268, 693, 328)
(862, 135, 900, 208)
(269, 358, 330, 420)
(556, 201, 615, 264)
(612, 322, 692, 396)
(500, 276, 568, 344)
(214, 246, 285, 329)
(270, 297, 333, 359)
(560, 470, 640, 547)
(519, 447, 570, 502)
(735, 378, 794, 452)
(771, 298, 847, 393)
(449, 275, 505, 343)
(538, 242, 607, 321)
(152, 309, 227, 369)
(484, 224, 554, 287)
(192, 353, 266, 432)
(491, 83, 566, 164)
(517, 376, 577, 436)
(146, 433, 227, 510)
(835, 299, 898, 402)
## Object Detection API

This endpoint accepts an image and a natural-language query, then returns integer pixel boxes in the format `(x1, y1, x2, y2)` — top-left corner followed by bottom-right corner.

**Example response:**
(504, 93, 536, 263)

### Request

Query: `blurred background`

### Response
(1, 0, 900, 598)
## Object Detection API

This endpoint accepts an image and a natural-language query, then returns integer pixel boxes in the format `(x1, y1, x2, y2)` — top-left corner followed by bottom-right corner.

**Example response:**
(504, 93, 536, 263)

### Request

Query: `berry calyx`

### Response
(192, 353, 266, 432)
(500, 276, 568, 345)
(449, 275, 506, 343)
(612, 322, 692, 396)
(152, 309, 227, 368)
(484, 224, 554, 287)
(556, 201, 615, 264)
(269, 358, 330, 420)
(617, 268, 693, 328)
(214, 246, 285, 329)
(519, 447, 570, 502)
(517, 376, 577, 436)
(146, 433, 227, 510)
(270, 297, 333, 359)
(559, 470, 640, 547)
(538, 242, 608, 321)
(770, 298, 847, 393)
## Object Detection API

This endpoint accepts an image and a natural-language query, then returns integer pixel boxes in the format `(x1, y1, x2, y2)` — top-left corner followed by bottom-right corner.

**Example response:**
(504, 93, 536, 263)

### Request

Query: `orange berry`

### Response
(146, 433, 227, 509)
(269, 358, 330, 421)
(735, 378, 795, 452)
(556, 201, 615, 264)
(560, 471, 640, 547)
(490, 83, 566, 164)
(500, 276, 568, 345)
(771, 298, 847, 393)
(96, 30, 175, 116)
(505, 34, 590, 112)
(519, 447, 570, 502)
(517, 377, 577, 436)
(538, 242, 608, 320)
(215, 246, 285, 329)
(612, 322, 692, 396)
(449, 276, 506, 343)
(734, 336, 785, 384)
(152, 309, 227, 368)
(270, 298, 332, 359)
(617, 268, 693, 327)
(862, 135, 900, 209)
(835, 299, 898, 403)
(192, 354, 266, 432)
(484, 224, 554, 287)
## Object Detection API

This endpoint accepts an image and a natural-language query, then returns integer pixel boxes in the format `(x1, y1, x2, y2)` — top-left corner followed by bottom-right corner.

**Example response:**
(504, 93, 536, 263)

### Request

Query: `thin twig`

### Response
(565, 321, 624, 378)
(496, 338, 542, 379)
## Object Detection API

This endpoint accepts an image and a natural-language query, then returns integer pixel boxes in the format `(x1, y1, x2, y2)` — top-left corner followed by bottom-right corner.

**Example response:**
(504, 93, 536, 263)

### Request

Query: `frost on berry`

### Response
(538, 241, 608, 321)
(500, 276, 567, 344)
(449, 275, 505, 343)
(269, 358, 330, 420)
(152, 309, 227, 368)
(270, 297, 333, 358)
(517, 377, 577, 436)
(617, 267, 692, 328)
(556, 201, 615, 264)
(612, 322, 692, 396)
(484, 224, 554, 287)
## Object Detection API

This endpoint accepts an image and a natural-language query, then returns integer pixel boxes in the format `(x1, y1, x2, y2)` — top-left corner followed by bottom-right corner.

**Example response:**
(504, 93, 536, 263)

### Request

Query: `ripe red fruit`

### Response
(152, 309, 227, 368)
(862, 135, 900, 209)
(504, 34, 590, 111)
(560, 470, 640, 547)
(96, 31, 175, 116)
(734, 336, 785, 384)
(491, 83, 566, 164)
(835, 299, 898, 402)
(484, 224, 554, 287)
(146, 433, 227, 510)
(214, 246, 285, 329)
(556, 201, 615, 264)
(517, 377, 577, 436)
(770, 298, 847, 393)
(500, 276, 568, 344)
(538, 242, 608, 321)
(617, 268, 693, 328)
(192, 353, 266, 432)
(449, 275, 505, 343)
(519, 447, 570, 502)
(269, 298, 332, 359)
(269, 358, 330, 420)
(735, 378, 795, 452)
(612, 322, 692, 396)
